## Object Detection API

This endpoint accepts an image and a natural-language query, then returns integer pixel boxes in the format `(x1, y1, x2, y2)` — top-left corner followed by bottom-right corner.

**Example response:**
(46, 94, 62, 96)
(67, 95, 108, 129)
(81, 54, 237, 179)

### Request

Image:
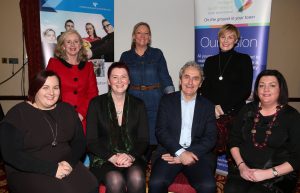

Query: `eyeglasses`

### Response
(103, 24, 111, 29)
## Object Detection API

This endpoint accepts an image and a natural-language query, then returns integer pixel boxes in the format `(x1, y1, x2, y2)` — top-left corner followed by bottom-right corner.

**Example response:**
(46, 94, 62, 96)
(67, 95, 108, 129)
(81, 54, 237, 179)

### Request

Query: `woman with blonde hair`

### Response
(47, 30, 98, 133)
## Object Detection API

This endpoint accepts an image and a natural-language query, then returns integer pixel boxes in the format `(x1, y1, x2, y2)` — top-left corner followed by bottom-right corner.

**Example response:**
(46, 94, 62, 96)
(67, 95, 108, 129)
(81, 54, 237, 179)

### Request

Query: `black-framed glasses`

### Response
(103, 24, 111, 29)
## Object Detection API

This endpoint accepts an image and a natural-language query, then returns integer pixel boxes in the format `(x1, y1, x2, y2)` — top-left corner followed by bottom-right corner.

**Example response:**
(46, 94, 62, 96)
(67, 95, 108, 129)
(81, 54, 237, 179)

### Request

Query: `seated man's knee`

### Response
(192, 179, 216, 193)
(149, 176, 170, 190)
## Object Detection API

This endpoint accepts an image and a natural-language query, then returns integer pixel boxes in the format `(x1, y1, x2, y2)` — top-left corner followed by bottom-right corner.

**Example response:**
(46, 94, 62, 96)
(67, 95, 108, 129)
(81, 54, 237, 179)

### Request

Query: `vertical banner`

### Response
(40, 0, 114, 94)
(195, 0, 272, 175)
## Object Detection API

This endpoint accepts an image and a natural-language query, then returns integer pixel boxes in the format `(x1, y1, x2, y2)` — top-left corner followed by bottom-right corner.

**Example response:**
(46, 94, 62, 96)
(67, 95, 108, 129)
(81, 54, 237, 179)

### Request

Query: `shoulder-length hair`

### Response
(28, 70, 61, 103)
(253, 69, 289, 105)
(131, 22, 152, 49)
(55, 30, 88, 62)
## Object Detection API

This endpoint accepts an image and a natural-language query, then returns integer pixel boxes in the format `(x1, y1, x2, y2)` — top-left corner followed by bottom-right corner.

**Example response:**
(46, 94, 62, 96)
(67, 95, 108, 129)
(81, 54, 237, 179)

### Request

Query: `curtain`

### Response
(19, 0, 43, 84)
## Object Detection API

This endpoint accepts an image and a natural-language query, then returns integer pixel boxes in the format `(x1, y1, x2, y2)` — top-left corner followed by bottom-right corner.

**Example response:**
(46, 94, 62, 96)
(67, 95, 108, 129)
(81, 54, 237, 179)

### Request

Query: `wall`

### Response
(0, 0, 28, 113)
(114, 0, 195, 90)
(0, 0, 300, 113)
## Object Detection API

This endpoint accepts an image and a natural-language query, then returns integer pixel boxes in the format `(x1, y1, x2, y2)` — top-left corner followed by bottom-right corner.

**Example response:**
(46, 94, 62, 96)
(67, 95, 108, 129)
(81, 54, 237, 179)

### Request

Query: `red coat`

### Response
(47, 58, 98, 132)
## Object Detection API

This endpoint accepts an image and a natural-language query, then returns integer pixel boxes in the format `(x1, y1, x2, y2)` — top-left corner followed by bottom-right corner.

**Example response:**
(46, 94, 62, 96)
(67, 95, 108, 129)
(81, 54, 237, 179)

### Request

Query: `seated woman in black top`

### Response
(86, 62, 149, 193)
(0, 70, 98, 193)
(225, 69, 300, 193)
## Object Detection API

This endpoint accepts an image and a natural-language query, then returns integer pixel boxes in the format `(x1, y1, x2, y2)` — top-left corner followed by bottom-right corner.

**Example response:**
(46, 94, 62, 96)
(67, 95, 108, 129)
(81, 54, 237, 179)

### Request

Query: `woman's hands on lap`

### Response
(108, 153, 135, 168)
(55, 161, 73, 179)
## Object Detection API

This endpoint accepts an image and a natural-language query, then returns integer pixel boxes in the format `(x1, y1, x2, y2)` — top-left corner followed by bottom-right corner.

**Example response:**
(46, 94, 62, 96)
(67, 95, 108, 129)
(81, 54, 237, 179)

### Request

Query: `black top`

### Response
(91, 32, 114, 62)
(201, 49, 253, 114)
(0, 102, 98, 193)
(0, 102, 85, 176)
(229, 102, 300, 170)
(86, 93, 149, 167)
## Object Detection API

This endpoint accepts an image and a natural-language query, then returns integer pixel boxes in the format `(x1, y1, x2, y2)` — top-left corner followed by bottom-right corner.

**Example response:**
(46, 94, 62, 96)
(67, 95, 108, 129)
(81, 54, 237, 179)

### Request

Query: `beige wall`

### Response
(267, 0, 300, 110)
(0, 0, 28, 113)
(0, 0, 300, 113)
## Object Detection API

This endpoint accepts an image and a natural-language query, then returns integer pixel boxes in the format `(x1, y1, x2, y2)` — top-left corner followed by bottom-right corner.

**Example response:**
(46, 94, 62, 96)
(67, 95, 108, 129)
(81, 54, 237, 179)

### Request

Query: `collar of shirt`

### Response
(179, 92, 196, 148)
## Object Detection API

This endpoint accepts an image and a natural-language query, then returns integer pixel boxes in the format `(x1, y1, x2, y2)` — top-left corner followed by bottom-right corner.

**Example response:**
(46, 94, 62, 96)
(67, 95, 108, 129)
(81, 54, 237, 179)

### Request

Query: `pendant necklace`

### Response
(218, 54, 233, 81)
(42, 112, 58, 147)
(116, 110, 123, 117)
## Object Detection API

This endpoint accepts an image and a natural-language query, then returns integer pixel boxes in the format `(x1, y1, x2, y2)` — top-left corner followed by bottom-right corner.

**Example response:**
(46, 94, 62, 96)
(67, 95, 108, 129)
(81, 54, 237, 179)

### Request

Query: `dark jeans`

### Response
(149, 154, 216, 193)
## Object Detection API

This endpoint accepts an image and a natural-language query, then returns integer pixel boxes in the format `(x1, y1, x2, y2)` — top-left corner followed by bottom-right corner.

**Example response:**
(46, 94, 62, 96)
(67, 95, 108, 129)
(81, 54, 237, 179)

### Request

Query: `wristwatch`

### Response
(271, 167, 279, 177)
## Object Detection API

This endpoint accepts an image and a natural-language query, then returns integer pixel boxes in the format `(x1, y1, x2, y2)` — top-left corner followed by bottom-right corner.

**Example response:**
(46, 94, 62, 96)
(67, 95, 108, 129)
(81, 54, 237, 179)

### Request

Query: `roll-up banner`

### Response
(40, 0, 114, 95)
(195, 0, 272, 175)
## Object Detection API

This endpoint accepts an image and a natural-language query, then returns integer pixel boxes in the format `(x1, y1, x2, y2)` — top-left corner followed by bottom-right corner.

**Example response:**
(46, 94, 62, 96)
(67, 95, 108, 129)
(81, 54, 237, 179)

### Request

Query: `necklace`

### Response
(116, 110, 123, 117)
(251, 105, 281, 149)
(42, 112, 58, 147)
(218, 54, 233, 80)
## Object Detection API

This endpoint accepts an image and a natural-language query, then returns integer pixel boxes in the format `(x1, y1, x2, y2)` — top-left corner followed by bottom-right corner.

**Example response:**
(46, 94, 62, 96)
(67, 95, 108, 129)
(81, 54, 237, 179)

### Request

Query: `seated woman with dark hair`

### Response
(224, 69, 300, 193)
(86, 62, 149, 193)
(0, 70, 98, 193)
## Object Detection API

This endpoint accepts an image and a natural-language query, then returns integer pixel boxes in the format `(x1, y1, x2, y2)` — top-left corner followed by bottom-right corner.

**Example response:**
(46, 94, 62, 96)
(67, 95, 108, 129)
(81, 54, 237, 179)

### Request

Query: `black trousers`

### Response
(149, 154, 216, 193)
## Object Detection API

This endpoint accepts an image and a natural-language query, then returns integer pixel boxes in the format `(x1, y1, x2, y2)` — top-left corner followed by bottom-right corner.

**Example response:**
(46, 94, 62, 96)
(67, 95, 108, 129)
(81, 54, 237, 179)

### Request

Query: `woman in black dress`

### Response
(0, 70, 98, 193)
(225, 70, 300, 193)
(86, 62, 149, 193)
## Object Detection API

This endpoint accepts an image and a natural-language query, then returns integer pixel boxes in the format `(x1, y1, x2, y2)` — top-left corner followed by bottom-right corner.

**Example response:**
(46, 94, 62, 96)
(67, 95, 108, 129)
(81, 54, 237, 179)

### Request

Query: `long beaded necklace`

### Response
(251, 105, 282, 149)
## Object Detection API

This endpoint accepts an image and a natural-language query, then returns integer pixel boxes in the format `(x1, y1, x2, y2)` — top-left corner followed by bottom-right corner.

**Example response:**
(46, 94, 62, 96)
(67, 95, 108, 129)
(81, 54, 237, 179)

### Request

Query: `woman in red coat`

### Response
(47, 30, 98, 133)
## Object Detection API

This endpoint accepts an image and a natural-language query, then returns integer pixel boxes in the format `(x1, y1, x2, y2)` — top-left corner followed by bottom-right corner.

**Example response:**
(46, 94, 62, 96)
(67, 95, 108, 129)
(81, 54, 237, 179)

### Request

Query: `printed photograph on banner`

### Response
(40, 0, 114, 94)
(94, 61, 111, 95)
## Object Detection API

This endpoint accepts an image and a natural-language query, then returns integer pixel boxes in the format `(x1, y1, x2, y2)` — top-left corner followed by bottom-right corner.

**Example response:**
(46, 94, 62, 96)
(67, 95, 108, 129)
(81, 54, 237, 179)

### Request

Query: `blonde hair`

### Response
(218, 24, 240, 42)
(131, 22, 152, 49)
(55, 30, 87, 62)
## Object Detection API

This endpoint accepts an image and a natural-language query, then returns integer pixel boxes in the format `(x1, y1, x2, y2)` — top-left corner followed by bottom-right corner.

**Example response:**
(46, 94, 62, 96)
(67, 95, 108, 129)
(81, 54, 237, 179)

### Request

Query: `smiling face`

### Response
(85, 24, 94, 36)
(257, 76, 280, 106)
(108, 67, 130, 95)
(34, 76, 60, 110)
(133, 25, 151, 48)
(180, 66, 202, 100)
(219, 30, 238, 52)
(62, 33, 82, 58)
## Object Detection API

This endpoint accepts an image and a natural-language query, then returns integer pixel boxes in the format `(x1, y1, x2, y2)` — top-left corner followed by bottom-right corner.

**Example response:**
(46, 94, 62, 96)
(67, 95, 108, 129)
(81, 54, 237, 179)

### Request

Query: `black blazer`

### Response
(86, 93, 149, 161)
(155, 91, 217, 159)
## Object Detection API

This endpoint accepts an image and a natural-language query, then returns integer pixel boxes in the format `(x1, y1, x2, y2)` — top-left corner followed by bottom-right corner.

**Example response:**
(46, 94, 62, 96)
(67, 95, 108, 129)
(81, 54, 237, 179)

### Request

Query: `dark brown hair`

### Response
(253, 69, 289, 105)
(28, 70, 61, 103)
(107, 62, 130, 78)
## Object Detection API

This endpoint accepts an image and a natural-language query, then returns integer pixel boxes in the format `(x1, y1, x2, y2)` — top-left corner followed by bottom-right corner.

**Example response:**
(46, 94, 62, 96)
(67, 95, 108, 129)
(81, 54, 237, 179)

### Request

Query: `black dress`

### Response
(225, 102, 300, 193)
(0, 102, 98, 193)
(86, 93, 149, 182)
(201, 49, 253, 114)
